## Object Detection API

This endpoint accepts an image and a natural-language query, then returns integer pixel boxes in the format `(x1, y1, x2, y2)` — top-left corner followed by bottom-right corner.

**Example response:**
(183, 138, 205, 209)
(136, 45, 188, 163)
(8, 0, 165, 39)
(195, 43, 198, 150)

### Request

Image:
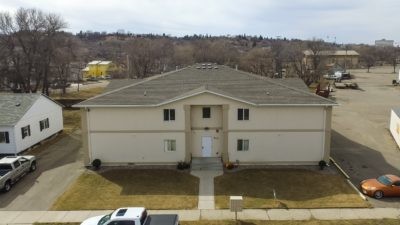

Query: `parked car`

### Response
(360, 174, 400, 199)
(81, 207, 179, 225)
(0, 156, 37, 192)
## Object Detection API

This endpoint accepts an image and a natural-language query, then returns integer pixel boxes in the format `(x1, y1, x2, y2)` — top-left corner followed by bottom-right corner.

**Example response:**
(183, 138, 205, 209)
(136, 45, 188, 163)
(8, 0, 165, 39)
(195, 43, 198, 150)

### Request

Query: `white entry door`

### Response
(201, 137, 212, 157)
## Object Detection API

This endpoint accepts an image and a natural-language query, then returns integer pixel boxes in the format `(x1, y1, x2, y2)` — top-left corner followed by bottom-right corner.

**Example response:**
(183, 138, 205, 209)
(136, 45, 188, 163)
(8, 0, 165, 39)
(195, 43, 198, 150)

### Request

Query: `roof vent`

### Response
(266, 91, 270, 95)
(15, 103, 21, 107)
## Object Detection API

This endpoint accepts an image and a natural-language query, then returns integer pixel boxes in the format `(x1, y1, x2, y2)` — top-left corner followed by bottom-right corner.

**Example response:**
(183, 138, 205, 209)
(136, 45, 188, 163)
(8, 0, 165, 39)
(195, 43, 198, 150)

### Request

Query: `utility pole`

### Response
(126, 54, 130, 78)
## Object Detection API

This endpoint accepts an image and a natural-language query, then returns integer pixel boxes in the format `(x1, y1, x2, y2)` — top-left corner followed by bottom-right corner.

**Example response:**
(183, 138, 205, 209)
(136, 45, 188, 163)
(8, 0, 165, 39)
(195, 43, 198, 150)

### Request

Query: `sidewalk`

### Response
(1, 208, 400, 224)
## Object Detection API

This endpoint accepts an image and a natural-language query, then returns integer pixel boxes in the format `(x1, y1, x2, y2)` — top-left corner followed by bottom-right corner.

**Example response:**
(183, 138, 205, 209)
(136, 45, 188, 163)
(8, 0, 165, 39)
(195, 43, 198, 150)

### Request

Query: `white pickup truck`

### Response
(81, 207, 179, 225)
(0, 156, 37, 192)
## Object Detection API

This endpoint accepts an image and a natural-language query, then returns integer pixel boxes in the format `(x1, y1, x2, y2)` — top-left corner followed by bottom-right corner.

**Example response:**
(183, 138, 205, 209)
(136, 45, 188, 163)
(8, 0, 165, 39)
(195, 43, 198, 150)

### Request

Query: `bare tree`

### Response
(239, 47, 273, 77)
(0, 8, 67, 94)
(357, 46, 377, 73)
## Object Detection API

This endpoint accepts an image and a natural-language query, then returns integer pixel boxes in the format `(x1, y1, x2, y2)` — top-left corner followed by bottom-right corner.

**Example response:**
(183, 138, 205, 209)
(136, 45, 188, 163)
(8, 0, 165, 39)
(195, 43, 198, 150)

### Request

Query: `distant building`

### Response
(82, 61, 116, 80)
(303, 50, 360, 69)
(375, 39, 394, 47)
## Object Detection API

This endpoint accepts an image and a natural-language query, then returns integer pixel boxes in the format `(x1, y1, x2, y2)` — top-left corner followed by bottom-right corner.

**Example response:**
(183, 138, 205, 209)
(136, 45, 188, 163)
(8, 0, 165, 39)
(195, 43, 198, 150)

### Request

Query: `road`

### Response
(331, 66, 400, 207)
(0, 131, 84, 210)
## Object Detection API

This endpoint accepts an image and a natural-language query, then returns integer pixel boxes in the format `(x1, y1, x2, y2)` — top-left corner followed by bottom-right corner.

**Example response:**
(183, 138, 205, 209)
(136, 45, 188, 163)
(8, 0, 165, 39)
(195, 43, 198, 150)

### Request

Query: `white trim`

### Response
(75, 90, 338, 108)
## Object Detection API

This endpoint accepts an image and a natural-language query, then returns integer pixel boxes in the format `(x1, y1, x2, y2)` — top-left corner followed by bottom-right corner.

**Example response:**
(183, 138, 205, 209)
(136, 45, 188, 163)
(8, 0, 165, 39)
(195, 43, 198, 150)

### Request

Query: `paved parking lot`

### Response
(331, 66, 400, 207)
(0, 131, 84, 210)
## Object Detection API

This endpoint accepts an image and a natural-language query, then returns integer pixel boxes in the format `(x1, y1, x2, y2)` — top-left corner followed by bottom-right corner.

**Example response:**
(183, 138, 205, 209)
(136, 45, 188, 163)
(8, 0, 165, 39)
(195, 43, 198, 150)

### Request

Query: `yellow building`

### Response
(82, 61, 115, 79)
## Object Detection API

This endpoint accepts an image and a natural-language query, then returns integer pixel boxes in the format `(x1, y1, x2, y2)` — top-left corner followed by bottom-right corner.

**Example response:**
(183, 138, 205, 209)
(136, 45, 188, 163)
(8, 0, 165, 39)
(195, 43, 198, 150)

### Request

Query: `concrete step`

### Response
(191, 157, 223, 171)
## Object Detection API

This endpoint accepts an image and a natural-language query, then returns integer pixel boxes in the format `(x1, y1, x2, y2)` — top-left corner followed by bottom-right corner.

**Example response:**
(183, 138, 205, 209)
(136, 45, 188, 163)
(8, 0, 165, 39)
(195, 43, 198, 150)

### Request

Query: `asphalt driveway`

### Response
(0, 131, 84, 210)
(331, 66, 400, 207)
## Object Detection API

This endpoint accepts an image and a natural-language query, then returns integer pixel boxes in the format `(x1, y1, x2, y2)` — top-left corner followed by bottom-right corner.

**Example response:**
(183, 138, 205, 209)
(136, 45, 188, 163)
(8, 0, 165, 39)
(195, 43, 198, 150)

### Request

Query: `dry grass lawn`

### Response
(63, 110, 81, 133)
(51, 86, 105, 99)
(51, 169, 199, 210)
(34, 220, 400, 225)
(215, 169, 369, 209)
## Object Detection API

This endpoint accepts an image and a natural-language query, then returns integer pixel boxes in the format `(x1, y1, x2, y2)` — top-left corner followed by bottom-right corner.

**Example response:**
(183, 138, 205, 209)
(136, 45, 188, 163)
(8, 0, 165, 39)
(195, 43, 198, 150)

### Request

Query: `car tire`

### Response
(30, 161, 37, 172)
(3, 180, 11, 192)
(374, 190, 384, 199)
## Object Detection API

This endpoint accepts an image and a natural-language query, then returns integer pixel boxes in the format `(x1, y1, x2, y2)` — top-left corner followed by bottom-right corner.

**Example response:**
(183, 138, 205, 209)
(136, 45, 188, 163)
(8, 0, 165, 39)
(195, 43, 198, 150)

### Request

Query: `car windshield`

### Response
(377, 175, 392, 186)
(0, 164, 12, 170)
(98, 213, 112, 225)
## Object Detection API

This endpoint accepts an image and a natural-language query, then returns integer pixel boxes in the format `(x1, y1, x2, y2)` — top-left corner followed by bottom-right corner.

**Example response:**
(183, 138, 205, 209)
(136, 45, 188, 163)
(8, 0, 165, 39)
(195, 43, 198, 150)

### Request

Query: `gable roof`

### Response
(75, 65, 337, 107)
(304, 50, 359, 56)
(0, 93, 41, 126)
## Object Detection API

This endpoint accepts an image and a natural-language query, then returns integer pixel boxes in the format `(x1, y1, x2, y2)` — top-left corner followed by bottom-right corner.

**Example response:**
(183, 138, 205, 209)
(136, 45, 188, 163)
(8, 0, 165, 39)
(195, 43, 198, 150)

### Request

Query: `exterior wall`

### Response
(14, 96, 63, 153)
(84, 63, 115, 78)
(191, 130, 223, 157)
(228, 131, 324, 164)
(90, 132, 185, 164)
(85, 92, 330, 165)
(390, 110, 400, 148)
(0, 127, 16, 154)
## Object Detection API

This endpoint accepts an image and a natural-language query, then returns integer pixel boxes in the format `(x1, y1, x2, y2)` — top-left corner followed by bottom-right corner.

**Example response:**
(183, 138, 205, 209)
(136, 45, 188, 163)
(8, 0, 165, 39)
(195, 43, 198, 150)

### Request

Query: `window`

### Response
(39, 118, 50, 131)
(163, 109, 175, 121)
(13, 160, 21, 169)
(21, 125, 31, 139)
(237, 139, 249, 151)
(164, 140, 176, 152)
(238, 108, 249, 120)
(202, 107, 211, 118)
(0, 132, 9, 143)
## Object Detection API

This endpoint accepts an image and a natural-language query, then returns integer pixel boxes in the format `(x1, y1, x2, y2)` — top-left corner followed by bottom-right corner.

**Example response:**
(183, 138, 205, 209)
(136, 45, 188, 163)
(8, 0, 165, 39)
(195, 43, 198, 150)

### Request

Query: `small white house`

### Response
(390, 108, 400, 148)
(0, 93, 63, 155)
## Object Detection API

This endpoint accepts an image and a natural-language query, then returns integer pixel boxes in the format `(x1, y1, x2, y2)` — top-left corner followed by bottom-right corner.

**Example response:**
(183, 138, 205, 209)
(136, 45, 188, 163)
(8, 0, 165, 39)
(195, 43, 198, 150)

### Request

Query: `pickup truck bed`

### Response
(144, 215, 179, 225)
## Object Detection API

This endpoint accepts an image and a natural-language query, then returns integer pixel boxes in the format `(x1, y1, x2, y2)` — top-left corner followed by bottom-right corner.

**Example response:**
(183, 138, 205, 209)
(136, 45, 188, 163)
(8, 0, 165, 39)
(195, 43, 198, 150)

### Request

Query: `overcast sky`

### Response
(0, 0, 398, 44)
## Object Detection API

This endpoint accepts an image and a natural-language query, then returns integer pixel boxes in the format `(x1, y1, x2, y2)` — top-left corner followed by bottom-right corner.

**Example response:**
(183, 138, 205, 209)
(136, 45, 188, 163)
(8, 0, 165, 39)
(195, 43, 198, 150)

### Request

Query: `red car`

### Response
(360, 174, 400, 199)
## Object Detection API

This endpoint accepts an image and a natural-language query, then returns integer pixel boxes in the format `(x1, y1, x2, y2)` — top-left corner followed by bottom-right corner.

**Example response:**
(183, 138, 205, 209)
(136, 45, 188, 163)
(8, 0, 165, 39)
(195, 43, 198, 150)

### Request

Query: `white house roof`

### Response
(87, 61, 112, 65)
(75, 64, 337, 107)
(0, 93, 61, 126)
(304, 50, 359, 56)
(88, 61, 102, 65)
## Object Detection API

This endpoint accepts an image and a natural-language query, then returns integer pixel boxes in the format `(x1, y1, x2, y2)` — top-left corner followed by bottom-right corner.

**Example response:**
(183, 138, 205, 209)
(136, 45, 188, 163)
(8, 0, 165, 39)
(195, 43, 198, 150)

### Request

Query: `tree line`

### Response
(0, 8, 399, 94)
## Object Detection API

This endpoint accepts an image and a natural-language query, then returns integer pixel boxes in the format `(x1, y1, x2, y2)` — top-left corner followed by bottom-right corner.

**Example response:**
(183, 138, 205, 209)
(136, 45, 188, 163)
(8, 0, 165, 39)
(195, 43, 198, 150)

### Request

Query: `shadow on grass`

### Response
(100, 169, 199, 196)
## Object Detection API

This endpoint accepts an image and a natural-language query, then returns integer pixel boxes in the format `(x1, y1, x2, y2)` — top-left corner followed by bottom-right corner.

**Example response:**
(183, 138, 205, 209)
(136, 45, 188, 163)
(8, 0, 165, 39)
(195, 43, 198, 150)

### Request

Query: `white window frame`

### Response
(163, 109, 175, 121)
(164, 139, 176, 152)
(39, 118, 50, 131)
(21, 125, 31, 139)
(237, 139, 249, 151)
(238, 108, 249, 120)
(0, 131, 9, 143)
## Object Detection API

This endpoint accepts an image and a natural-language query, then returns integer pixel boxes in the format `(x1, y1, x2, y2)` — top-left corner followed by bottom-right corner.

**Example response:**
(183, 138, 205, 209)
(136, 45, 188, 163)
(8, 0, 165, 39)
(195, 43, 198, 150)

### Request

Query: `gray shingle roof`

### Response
(76, 65, 337, 107)
(0, 93, 41, 126)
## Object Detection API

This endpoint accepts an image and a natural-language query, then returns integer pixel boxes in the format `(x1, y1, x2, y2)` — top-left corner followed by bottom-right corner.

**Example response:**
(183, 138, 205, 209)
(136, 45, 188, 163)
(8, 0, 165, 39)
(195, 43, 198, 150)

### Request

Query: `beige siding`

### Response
(85, 92, 330, 165)
(191, 130, 223, 157)
(190, 105, 222, 128)
(90, 132, 185, 164)
(228, 132, 324, 164)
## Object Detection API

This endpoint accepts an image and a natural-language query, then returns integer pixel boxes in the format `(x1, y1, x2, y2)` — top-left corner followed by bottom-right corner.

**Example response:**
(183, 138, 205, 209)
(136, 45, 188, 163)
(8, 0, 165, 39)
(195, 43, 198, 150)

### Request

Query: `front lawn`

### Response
(34, 219, 400, 225)
(51, 169, 199, 210)
(215, 169, 369, 209)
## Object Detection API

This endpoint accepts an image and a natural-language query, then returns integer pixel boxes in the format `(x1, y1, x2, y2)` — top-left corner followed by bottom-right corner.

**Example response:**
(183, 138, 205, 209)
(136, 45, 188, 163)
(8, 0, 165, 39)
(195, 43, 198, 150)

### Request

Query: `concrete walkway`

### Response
(1, 208, 400, 224)
(191, 170, 223, 209)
